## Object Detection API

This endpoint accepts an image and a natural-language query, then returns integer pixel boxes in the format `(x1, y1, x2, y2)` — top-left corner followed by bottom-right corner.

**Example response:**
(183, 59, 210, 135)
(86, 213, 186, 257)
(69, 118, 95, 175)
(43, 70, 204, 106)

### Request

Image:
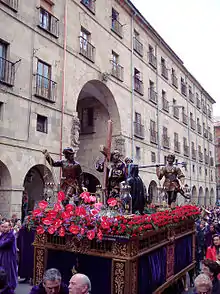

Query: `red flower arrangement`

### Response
(26, 193, 200, 242)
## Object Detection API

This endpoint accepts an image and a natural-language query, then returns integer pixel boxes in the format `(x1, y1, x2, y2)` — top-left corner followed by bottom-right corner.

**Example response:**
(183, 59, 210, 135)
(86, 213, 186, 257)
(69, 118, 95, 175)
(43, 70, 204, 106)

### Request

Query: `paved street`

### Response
(15, 283, 31, 294)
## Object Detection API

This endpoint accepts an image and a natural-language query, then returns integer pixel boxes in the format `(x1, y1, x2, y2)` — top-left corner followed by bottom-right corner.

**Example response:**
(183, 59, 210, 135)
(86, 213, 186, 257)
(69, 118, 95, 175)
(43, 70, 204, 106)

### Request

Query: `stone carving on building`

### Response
(71, 115, 80, 151)
(114, 136, 125, 156)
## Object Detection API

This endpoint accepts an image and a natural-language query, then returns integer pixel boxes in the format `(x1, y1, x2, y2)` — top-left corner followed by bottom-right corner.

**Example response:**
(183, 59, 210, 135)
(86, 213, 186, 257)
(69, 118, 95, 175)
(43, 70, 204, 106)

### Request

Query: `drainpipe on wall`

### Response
(155, 44, 160, 164)
(60, 0, 68, 174)
(186, 75, 192, 197)
(131, 12, 136, 159)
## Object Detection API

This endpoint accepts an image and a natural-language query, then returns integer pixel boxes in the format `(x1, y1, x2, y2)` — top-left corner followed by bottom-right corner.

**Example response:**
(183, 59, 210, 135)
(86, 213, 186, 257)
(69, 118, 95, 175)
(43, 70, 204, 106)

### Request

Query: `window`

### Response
(134, 68, 143, 95)
(39, 5, 59, 37)
(164, 156, 167, 164)
(79, 28, 94, 62)
(161, 57, 168, 79)
(111, 51, 123, 81)
(0, 0, 18, 11)
(111, 8, 122, 37)
(150, 120, 156, 132)
(205, 168, 207, 176)
(0, 102, 3, 120)
(0, 42, 7, 81)
(81, 0, 95, 14)
(151, 152, 156, 163)
(135, 146, 141, 160)
(36, 60, 54, 100)
(133, 30, 143, 56)
(162, 90, 166, 99)
(192, 164, 195, 173)
(199, 166, 202, 175)
(36, 114, 48, 133)
(148, 45, 157, 68)
(135, 112, 141, 124)
(163, 126, 168, 137)
(134, 112, 144, 138)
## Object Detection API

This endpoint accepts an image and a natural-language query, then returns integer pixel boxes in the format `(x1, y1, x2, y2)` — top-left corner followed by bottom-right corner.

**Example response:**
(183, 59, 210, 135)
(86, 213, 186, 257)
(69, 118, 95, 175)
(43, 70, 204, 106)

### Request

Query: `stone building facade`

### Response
(214, 120, 220, 203)
(0, 0, 216, 217)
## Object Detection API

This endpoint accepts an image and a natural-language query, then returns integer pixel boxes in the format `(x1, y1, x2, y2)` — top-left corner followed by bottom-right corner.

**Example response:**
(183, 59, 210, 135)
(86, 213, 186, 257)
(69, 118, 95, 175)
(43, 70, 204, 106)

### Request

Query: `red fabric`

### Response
(206, 246, 217, 261)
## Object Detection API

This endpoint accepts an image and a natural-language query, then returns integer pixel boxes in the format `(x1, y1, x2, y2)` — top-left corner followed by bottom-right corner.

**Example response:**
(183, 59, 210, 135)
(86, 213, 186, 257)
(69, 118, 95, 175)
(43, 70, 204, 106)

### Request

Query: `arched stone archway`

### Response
(210, 188, 215, 206)
(205, 188, 209, 206)
(148, 180, 158, 203)
(191, 186, 197, 204)
(198, 187, 204, 205)
(76, 80, 122, 183)
(23, 165, 54, 213)
(0, 160, 12, 217)
(83, 172, 100, 193)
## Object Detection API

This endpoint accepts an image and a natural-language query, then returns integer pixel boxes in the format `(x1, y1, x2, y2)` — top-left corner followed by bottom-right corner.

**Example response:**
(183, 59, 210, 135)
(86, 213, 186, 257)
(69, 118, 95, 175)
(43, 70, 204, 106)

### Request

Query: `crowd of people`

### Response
(0, 206, 220, 294)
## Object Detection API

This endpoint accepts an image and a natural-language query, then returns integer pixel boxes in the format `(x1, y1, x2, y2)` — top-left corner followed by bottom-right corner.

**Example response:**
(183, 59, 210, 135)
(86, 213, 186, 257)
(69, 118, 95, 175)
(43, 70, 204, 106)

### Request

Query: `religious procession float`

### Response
(25, 121, 200, 294)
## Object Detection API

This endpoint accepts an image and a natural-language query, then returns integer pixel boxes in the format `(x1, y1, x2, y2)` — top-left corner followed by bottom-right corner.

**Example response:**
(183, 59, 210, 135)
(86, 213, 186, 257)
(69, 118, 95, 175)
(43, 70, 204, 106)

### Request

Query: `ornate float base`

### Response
(33, 221, 195, 294)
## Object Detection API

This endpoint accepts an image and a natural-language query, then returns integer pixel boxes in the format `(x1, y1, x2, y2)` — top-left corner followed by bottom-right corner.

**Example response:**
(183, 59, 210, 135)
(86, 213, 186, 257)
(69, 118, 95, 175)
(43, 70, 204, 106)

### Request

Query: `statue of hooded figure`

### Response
(126, 164, 146, 214)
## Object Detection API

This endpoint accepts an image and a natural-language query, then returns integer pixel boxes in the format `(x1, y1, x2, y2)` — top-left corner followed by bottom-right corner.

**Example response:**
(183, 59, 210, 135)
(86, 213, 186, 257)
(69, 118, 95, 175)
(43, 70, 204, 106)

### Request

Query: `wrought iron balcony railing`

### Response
(162, 98, 169, 112)
(0, 0, 18, 11)
(203, 105, 207, 114)
(204, 129, 208, 138)
(171, 74, 178, 88)
(162, 136, 170, 149)
(111, 18, 123, 38)
(210, 157, 214, 167)
(173, 106, 179, 119)
(111, 61, 124, 81)
(181, 82, 187, 96)
(133, 37, 143, 57)
(190, 118, 196, 130)
(148, 52, 157, 68)
(134, 76, 144, 95)
(79, 36, 95, 62)
(208, 132, 213, 142)
(134, 122, 144, 139)
(81, 0, 95, 14)
(205, 154, 209, 165)
(174, 141, 180, 153)
(208, 109, 212, 119)
(184, 145, 189, 157)
(39, 7, 59, 37)
(196, 98, 201, 109)
(192, 148, 197, 160)
(198, 152, 203, 162)
(189, 92, 195, 103)
(148, 88, 157, 104)
(197, 123, 202, 134)
(161, 64, 168, 79)
(35, 73, 56, 102)
(182, 112, 188, 125)
(0, 57, 15, 86)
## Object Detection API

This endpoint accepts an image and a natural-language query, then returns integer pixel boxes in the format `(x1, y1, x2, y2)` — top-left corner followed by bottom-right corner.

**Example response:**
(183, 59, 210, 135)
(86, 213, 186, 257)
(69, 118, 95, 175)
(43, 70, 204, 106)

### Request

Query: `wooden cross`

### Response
(100, 120, 113, 204)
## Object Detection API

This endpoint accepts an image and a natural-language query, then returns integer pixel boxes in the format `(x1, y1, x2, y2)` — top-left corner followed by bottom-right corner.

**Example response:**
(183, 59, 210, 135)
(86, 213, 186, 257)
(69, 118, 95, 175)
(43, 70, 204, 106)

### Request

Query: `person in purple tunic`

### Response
(0, 267, 13, 294)
(0, 222, 17, 291)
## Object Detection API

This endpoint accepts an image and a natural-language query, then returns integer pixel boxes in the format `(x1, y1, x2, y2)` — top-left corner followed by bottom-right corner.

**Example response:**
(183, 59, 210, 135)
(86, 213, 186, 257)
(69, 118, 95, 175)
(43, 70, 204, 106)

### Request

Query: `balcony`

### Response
(174, 141, 180, 153)
(111, 18, 123, 38)
(208, 132, 213, 142)
(162, 98, 169, 112)
(184, 145, 189, 157)
(162, 136, 170, 149)
(161, 64, 168, 79)
(190, 118, 196, 130)
(133, 37, 143, 57)
(134, 76, 144, 95)
(204, 129, 208, 138)
(181, 82, 187, 96)
(182, 112, 188, 125)
(198, 152, 203, 162)
(197, 123, 202, 134)
(208, 109, 212, 119)
(171, 74, 178, 88)
(210, 157, 214, 167)
(0, 0, 18, 11)
(134, 122, 144, 139)
(189, 92, 195, 103)
(148, 88, 157, 104)
(192, 148, 197, 160)
(39, 8, 59, 38)
(0, 57, 15, 86)
(205, 154, 209, 165)
(35, 74, 56, 102)
(79, 36, 95, 62)
(196, 98, 201, 109)
(81, 0, 95, 14)
(111, 61, 124, 81)
(173, 106, 179, 119)
(148, 52, 157, 69)
(150, 130, 158, 144)
(203, 105, 207, 114)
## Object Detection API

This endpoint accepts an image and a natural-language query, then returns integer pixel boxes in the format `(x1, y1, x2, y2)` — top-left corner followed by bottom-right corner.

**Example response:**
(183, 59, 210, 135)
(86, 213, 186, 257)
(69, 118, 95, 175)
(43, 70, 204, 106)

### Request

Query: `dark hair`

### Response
(211, 234, 220, 248)
(0, 268, 7, 289)
(203, 259, 220, 277)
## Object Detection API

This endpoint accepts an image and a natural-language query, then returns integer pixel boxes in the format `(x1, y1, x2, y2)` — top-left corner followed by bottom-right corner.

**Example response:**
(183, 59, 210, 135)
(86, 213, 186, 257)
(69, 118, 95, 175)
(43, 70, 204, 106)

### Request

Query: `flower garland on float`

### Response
(26, 191, 200, 241)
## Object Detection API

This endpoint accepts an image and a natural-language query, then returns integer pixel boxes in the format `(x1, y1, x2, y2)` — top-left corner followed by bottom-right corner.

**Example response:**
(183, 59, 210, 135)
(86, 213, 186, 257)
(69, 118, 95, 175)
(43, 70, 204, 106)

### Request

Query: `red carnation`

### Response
(47, 210, 57, 219)
(62, 211, 71, 219)
(101, 220, 110, 230)
(69, 225, 80, 235)
(97, 230, 103, 241)
(87, 230, 95, 240)
(107, 198, 117, 207)
(90, 209, 99, 216)
(65, 204, 74, 212)
(36, 226, 45, 235)
(47, 225, 56, 235)
(80, 192, 90, 200)
(38, 200, 48, 210)
(32, 209, 42, 217)
(57, 191, 66, 202)
(80, 228, 85, 235)
(54, 202, 62, 212)
(59, 226, 65, 237)
(42, 218, 53, 226)
(53, 219, 63, 229)
(75, 206, 87, 216)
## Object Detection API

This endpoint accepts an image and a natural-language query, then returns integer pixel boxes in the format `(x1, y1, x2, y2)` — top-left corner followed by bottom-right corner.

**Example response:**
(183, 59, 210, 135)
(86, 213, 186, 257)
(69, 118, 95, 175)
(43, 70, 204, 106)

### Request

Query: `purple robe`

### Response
(0, 231, 17, 290)
(17, 226, 35, 279)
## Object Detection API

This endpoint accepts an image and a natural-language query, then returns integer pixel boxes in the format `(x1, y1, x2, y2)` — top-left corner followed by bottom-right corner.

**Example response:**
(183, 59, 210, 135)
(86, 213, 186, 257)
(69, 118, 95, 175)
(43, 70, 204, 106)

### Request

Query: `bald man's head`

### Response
(68, 273, 91, 294)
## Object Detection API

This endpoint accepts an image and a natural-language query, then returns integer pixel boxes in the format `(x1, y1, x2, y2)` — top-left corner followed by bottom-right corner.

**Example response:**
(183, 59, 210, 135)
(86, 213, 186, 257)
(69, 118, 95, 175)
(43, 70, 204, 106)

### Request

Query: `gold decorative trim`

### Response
(34, 247, 45, 285)
(112, 259, 125, 294)
(131, 261, 137, 294)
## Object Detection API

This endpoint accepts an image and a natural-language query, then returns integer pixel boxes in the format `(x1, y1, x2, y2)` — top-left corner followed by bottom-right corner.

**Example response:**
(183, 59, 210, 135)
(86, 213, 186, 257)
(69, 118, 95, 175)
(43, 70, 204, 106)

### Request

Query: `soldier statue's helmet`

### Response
(124, 157, 133, 165)
(110, 150, 121, 161)
(167, 154, 175, 162)
(63, 147, 75, 155)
